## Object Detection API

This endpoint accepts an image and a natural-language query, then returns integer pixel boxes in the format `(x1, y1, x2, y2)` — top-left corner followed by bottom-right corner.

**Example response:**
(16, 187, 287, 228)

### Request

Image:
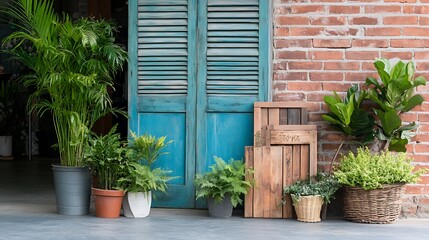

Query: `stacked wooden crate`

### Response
(244, 102, 318, 218)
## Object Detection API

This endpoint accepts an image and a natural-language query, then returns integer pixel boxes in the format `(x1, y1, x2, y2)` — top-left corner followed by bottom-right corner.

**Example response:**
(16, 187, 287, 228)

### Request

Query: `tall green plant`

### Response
(1, 0, 127, 166)
(322, 85, 375, 170)
(366, 58, 426, 152)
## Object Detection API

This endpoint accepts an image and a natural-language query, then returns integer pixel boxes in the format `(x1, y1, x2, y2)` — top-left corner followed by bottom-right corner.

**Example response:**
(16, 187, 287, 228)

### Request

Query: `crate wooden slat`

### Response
(245, 125, 317, 219)
(245, 145, 317, 219)
(254, 102, 311, 146)
(262, 125, 317, 177)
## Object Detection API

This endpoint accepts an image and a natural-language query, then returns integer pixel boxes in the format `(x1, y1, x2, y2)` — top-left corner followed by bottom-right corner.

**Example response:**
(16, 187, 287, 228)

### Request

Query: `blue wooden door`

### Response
(129, 0, 269, 208)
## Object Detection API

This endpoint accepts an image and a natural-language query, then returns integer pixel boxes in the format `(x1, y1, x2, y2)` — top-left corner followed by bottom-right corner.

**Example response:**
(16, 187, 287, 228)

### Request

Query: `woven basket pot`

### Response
(292, 195, 324, 223)
(343, 184, 405, 224)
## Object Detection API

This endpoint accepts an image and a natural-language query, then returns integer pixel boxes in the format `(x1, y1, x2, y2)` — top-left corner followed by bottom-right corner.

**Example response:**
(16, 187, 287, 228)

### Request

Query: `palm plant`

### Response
(1, 0, 127, 166)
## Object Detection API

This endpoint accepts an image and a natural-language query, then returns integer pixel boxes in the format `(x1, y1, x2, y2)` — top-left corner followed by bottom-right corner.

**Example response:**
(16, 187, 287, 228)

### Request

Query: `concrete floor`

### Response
(1, 158, 429, 240)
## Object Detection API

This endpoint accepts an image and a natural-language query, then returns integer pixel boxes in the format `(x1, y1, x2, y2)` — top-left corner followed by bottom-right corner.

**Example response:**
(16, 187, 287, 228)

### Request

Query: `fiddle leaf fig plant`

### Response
(323, 57, 426, 153)
(366, 58, 426, 152)
(322, 85, 374, 143)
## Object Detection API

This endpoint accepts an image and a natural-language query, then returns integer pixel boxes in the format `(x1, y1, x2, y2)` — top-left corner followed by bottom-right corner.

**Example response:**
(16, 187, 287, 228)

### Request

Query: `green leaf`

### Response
(324, 94, 341, 108)
(398, 122, 418, 132)
(389, 139, 408, 152)
(365, 77, 381, 88)
(374, 109, 401, 137)
(413, 76, 427, 87)
(321, 114, 343, 126)
(390, 60, 406, 82)
(374, 58, 391, 86)
(406, 60, 415, 82)
(402, 94, 424, 112)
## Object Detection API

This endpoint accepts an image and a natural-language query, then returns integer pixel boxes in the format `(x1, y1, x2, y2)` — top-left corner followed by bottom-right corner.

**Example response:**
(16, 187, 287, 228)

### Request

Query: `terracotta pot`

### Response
(92, 188, 125, 218)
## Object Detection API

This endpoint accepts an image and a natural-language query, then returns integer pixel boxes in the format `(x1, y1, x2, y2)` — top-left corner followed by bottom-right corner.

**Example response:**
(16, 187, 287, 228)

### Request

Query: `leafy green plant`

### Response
(128, 132, 172, 167)
(117, 162, 172, 193)
(322, 85, 374, 143)
(334, 147, 426, 190)
(1, 0, 127, 166)
(323, 58, 427, 153)
(322, 85, 375, 170)
(83, 126, 128, 190)
(283, 173, 339, 204)
(118, 133, 175, 193)
(366, 58, 426, 152)
(194, 157, 254, 207)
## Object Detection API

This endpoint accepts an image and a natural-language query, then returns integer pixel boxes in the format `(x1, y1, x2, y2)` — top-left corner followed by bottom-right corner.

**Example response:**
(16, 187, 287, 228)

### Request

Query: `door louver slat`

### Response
(206, 0, 260, 96)
(137, 0, 189, 95)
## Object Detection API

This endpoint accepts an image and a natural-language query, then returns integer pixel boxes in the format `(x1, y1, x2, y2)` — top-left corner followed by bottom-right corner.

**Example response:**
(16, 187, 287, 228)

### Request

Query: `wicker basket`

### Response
(343, 184, 405, 224)
(292, 195, 324, 223)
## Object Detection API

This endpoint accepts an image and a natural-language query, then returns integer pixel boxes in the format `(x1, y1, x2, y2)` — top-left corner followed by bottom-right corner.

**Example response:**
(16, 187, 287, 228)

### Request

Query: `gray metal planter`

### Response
(207, 195, 233, 218)
(52, 164, 91, 215)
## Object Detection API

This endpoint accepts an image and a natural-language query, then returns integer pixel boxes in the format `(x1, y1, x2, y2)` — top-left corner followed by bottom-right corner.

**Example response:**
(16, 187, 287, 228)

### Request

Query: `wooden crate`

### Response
(244, 126, 318, 218)
(253, 102, 312, 146)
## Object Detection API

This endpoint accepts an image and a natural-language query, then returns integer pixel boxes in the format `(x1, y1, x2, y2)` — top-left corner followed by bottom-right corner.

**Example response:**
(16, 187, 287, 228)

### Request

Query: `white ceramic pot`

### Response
(123, 191, 152, 218)
(0, 136, 12, 157)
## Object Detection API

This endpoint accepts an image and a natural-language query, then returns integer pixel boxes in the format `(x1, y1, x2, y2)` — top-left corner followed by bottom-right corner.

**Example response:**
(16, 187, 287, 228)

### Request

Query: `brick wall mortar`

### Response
(273, 0, 429, 218)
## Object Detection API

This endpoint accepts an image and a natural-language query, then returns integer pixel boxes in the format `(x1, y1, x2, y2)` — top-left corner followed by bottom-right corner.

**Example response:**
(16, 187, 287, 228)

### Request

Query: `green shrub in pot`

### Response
(118, 132, 174, 218)
(333, 147, 426, 223)
(283, 173, 339, 205)
(83, 126, 128, 190)
(194, 157, 254, 218)
(283, 173, 339, 222)
(334, 147, 425, 190)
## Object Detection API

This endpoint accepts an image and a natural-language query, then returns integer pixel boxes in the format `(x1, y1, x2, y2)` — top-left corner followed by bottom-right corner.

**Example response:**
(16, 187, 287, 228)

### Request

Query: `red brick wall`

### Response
(272, 0, 429, 217)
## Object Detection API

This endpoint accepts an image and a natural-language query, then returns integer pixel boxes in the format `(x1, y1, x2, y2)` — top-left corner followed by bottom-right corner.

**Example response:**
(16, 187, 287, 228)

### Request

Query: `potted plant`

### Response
(2, 0, 127, 215)
(283, 173, 339, 223)
(118, 133, 174, 218)
(323, 58, 426, 157)
(83, 126, 128, 218)
(365, 58, 426, 152)
(194, 157, 254, 218)
(322, 84, 375, 168)
(0, 79, 19, 158)
(334, 147, 426, 223)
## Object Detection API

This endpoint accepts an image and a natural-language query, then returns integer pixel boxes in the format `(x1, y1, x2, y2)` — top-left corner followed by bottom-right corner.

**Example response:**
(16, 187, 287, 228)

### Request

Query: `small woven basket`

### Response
(292, 195, 324, 223)
(343, 184, 405, 224)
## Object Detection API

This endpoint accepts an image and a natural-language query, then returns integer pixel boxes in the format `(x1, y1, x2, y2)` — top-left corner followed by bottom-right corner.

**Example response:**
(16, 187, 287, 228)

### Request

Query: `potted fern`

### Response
(118, 133, 174, 218)
(83, 126, 128, 218)
(2, 0, 127, 215)
(194, 157, 254, 218)
(283, 173, 339, 223)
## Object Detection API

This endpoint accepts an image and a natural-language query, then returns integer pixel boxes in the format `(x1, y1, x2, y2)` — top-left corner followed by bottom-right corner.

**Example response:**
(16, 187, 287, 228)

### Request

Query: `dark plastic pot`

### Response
(52, 164, 91, 215)
(207, 195, 233, 218)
